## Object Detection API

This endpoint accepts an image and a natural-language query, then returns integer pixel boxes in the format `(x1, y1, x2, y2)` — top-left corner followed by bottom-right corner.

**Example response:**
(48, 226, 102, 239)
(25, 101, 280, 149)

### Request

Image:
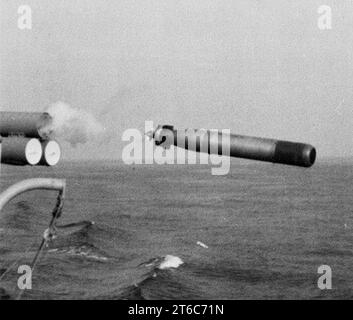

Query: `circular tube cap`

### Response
(25, 138, 43, 165)
(42, 140, 61, 166)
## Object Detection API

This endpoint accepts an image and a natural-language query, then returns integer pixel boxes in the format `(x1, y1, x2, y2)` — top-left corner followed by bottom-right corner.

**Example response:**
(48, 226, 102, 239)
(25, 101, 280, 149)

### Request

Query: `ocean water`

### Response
(0, 159, 352, 300)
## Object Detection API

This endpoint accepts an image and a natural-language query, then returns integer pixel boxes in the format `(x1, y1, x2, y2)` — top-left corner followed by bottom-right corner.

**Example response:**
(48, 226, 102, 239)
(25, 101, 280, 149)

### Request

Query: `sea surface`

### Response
(0, 159, 352, 299)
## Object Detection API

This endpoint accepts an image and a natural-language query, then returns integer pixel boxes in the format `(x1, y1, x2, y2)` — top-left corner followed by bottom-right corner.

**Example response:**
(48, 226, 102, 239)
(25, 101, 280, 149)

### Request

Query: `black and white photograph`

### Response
(0, 0, 352, 306)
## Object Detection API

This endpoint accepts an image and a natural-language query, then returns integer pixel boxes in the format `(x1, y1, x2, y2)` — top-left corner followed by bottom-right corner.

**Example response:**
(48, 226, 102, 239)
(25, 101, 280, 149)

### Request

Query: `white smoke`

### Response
(45, 102, 105, 146)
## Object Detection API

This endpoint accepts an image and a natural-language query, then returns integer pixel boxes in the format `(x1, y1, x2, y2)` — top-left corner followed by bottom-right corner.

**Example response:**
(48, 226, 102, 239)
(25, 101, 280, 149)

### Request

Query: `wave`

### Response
(116, 255, 185, 300)
(46, 222, 110, 262)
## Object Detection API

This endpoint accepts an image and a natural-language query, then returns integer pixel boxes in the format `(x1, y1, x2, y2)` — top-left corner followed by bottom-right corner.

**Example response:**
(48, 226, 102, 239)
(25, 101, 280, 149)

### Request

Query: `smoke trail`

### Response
(44, 102, 105, 146)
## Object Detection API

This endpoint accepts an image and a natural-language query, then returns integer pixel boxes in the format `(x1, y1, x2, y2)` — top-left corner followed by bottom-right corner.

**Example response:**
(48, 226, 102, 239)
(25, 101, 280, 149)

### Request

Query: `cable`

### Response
(16, 191, 64, 300)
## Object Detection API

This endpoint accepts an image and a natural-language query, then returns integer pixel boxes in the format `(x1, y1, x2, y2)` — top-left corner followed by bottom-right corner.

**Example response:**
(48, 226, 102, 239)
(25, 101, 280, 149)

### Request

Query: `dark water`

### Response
(0, 160, 352, 299)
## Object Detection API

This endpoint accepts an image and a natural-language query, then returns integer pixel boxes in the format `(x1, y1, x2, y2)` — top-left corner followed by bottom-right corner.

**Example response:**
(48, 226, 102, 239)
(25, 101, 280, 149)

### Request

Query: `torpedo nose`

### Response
(273, 141, 317, 167)
(302, 144, 316, 167)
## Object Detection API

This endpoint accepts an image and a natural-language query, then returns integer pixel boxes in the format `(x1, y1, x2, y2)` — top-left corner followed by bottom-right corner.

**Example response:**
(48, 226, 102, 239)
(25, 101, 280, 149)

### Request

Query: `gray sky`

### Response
(1, 0, 352, 160)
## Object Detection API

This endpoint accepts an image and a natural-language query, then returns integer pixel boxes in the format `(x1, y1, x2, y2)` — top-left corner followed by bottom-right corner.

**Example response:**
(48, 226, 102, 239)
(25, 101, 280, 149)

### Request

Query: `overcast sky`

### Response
(0, 0, 352, 160)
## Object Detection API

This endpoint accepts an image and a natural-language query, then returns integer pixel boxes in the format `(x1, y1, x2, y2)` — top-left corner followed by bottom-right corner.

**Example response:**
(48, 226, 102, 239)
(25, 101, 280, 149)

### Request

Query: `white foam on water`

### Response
(196, 241, 209, 249)
(48, 246, 108, 262)
(158, 255, 184, 270)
